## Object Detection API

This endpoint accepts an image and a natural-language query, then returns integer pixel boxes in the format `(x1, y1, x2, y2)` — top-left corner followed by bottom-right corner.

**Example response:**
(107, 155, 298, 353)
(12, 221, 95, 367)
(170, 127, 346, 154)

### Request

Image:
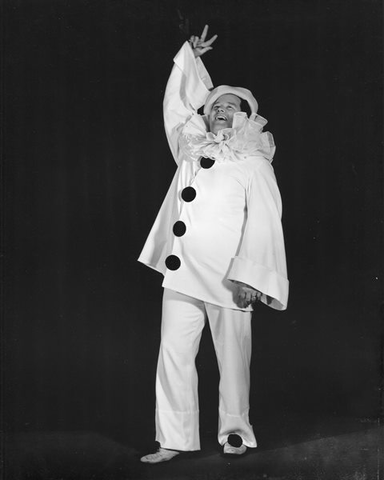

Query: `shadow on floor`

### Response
(3, 417, 383, 480)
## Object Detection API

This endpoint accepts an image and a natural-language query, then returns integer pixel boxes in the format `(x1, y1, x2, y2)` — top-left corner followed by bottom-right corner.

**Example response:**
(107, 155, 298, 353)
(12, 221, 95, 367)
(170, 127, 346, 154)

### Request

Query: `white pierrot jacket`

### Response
(138, 42, 289, 311)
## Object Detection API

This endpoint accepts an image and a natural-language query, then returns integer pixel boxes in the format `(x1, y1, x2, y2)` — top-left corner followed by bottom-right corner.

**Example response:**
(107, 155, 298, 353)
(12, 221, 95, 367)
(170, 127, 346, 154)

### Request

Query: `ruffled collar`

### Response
(179, 112, 276, 163)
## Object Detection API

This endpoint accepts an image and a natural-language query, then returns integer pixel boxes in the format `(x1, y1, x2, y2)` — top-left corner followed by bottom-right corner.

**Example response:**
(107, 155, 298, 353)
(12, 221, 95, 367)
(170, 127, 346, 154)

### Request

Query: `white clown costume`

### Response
(138, 41, 289, 452)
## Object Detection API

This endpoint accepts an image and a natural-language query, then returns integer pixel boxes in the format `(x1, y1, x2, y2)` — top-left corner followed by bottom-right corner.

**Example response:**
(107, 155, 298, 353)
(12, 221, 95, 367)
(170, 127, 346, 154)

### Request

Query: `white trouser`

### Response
(155, 288, 257, 451)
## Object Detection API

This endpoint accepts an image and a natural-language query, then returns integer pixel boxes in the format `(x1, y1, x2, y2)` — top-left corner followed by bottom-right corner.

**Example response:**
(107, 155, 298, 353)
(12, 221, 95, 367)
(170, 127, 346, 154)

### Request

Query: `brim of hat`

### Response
(203, 85, 258, 115)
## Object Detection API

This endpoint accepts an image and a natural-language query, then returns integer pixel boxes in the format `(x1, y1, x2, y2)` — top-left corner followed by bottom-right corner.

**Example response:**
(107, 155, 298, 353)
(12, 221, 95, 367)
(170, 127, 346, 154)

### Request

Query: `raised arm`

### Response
(163, 26, 217, 162)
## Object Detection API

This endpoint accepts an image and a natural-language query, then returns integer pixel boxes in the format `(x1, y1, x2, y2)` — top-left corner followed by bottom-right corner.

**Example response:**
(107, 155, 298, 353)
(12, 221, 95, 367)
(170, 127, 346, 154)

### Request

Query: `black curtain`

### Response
(3, 0, 383, 444)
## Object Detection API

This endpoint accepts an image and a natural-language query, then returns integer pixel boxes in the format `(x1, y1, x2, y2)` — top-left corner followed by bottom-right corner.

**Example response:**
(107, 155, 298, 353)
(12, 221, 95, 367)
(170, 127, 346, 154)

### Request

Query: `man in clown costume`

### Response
(138, 25, 289, 463)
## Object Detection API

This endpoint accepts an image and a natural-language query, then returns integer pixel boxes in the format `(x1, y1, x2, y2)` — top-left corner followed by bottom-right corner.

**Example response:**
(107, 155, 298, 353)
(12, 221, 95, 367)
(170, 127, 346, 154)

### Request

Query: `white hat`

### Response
(203, 85, 258, 115)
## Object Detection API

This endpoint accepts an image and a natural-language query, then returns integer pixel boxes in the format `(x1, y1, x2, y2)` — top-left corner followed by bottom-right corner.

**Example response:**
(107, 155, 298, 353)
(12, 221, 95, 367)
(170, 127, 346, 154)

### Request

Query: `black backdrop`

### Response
(3, 0, 383, 445)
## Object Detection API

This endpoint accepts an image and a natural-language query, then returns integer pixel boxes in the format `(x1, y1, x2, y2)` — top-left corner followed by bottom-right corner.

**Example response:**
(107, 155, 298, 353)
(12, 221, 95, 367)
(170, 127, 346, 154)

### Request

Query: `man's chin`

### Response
(210, 122, 230, 134)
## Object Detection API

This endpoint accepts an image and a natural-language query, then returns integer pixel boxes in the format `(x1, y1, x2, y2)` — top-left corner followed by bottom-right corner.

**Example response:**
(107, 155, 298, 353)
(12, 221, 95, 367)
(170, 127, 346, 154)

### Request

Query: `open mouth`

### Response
(215, 115, 227, 121)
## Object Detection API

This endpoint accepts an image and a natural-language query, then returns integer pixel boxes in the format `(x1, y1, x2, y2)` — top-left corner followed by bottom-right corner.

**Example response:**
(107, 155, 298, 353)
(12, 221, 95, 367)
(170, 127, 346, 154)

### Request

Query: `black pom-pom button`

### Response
(200, 157, 215, 169)
(173, 221, 186, 237)
(181, 186, 196, 202)
(165, 255, 181, 271)
(228, 434, 243, 448)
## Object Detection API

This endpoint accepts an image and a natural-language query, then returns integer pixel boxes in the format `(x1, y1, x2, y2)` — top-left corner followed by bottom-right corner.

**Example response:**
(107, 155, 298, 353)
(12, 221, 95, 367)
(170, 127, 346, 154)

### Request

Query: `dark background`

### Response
(3, 0, 383, 449)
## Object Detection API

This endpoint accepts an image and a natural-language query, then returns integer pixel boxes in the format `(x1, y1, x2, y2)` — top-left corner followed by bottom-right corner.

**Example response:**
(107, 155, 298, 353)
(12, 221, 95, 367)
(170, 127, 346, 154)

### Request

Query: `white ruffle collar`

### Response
(179, 112, 276, 163)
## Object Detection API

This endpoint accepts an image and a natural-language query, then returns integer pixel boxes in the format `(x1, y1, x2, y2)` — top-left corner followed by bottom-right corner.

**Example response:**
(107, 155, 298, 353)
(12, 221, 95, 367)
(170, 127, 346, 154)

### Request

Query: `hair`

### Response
(240, 98, 252, 117)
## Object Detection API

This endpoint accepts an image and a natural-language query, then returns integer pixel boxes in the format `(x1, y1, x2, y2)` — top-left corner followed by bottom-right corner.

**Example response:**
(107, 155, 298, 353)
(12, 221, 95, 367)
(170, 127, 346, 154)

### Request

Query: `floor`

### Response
(4, 416, 383, 480)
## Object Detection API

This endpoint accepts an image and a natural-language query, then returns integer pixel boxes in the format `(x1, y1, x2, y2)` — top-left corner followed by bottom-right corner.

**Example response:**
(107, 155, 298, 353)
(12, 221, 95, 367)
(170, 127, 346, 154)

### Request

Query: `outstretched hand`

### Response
(189, 25, 218, 58)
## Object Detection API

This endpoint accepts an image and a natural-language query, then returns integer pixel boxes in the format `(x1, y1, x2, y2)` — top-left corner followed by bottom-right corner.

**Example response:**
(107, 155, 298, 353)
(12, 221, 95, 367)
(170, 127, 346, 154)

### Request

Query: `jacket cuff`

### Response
(227, 257, 289, 311)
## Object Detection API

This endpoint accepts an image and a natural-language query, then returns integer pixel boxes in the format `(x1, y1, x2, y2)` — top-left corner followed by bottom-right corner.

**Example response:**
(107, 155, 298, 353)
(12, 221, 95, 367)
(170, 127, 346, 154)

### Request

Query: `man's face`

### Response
(208, 94, 242, 134)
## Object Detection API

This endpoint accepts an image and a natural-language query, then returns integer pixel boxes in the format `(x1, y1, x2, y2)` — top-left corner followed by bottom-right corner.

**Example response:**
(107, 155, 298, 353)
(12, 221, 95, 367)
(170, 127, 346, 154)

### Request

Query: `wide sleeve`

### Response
(227, 160, 289, 310)
(163, 41, 213, 163)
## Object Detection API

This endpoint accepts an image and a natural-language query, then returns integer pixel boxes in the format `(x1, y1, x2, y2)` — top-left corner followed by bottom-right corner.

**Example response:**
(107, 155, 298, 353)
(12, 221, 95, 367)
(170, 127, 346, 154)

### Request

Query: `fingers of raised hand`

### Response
(190, 25, 218, 54)
(199, 25, 218, 46)
(200, 24, 209, 41)
(196, 46, 213, 56)
(203, 34, 218, 47)
(189, 35, 198, 48)
(196, 35, 218, 50)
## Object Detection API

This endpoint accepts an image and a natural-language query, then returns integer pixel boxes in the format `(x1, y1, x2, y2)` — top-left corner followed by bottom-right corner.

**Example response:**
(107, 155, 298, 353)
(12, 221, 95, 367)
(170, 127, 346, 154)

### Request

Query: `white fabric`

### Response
(179, 111, 276, 163)
(138, 41, 288, 311)
(203, 84, 258, 115)
(155, 289, 257, 451)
